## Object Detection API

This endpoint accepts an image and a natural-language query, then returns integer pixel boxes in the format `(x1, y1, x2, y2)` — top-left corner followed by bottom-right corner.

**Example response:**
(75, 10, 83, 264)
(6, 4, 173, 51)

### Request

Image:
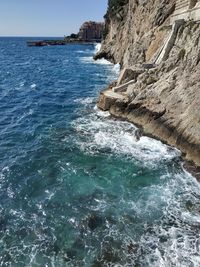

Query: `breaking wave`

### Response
(94, 43, 101, 53)
(72, 109, 180, 167)
(79, 56, 113, 65)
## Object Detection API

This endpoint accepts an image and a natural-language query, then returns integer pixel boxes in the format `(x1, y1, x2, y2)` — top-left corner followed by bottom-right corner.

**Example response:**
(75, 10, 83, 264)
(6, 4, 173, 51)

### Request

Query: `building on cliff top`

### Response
(171, 0, 200, 22)
(78, 21, 104, 42)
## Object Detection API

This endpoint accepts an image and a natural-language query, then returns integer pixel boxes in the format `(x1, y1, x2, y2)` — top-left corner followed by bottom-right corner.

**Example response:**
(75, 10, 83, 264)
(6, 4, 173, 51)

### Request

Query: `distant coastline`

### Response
(27, 39, 101, 47)
(27, 21, 104, 47)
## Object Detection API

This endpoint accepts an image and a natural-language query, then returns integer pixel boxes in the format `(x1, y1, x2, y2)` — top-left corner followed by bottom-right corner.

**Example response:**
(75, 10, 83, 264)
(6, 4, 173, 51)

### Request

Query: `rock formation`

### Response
(78, 21, 104, 41)
(96, 0, 200, 166)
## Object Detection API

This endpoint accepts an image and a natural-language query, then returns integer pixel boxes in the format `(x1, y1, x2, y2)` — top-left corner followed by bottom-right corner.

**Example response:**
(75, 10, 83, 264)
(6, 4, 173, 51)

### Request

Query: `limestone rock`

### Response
(95, 0, 176, 66)
(117, 67, 144, 85)
(97, 89, 127, 111)
(96, 7, 200, 165)
(126, 84, 136, 100)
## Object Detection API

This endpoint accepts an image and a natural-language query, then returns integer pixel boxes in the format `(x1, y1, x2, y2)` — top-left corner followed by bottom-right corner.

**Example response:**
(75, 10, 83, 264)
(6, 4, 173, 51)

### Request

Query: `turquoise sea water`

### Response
(0, 38, 200, 267)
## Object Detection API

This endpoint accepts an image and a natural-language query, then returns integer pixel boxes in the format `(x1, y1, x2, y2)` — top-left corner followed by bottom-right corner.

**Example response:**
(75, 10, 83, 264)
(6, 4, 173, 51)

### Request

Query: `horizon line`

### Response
(0, 35, 65, 38)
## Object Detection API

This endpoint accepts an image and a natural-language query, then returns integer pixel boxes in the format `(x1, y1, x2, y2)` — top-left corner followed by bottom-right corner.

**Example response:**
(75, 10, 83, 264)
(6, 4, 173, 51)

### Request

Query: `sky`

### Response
(0, 0, 108, 37)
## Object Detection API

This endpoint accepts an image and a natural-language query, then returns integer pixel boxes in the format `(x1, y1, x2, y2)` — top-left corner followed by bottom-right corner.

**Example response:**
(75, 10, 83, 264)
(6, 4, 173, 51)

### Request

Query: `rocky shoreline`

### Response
(97, 80, 200, 166)
(97, 87, 200, 173)
(95, 0, 200, 168)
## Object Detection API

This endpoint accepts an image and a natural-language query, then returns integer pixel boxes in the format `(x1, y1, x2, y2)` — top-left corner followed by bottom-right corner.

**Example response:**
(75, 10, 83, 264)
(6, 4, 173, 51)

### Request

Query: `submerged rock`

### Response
(135, 128, 143, 141)
(88, 213, 104, 231)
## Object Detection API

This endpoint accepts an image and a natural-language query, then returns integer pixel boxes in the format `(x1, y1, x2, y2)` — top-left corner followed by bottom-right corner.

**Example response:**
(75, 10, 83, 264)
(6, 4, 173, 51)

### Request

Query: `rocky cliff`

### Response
(78, 21, 104, 41)
(95, 0, 176, 66)
(96, 0, 200, 166)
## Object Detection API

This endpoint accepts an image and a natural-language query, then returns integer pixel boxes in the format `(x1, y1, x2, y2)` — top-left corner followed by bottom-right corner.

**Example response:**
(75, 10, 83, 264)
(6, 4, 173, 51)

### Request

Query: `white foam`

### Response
(30, 84, 37, 89)
(44, 190, 55, 201)
(2, 166, 9, 172)
(79, 56, 93, 64)
(72, 114, 180, 167)
(94, 43, 101, 54)
(96, 58, 113, 65)
(112, 63, 121, 75)
(80, 56, 112, 65)
(93, 105, 110, 118)
(129, 168, 200, 266)
(74, 97, 94, 105)
(20, 82, 25, 87)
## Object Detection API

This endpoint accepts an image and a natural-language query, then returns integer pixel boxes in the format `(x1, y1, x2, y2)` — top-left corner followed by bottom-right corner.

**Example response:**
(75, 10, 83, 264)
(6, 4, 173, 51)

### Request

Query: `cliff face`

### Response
(95, 0, 176, 66)
(96, 0, 200, 166)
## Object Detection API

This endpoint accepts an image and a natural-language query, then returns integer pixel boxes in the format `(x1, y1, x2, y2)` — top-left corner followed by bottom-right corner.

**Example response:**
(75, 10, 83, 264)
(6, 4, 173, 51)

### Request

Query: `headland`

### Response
(27, 21, 104, 46)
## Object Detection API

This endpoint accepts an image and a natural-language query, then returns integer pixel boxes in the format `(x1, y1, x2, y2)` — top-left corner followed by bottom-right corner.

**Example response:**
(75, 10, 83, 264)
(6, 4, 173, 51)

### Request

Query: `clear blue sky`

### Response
(0, 0, 108, 37)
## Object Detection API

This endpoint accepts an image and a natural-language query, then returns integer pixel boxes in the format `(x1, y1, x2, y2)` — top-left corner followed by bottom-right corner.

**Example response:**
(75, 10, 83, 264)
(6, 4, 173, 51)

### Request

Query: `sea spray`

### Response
(94, 43, 102, 53)
(113, 63, 120, 75)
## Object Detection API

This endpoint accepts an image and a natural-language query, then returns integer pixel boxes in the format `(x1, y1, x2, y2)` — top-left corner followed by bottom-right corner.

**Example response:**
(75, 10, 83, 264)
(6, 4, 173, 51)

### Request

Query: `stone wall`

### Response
(171, 0, 200, 22)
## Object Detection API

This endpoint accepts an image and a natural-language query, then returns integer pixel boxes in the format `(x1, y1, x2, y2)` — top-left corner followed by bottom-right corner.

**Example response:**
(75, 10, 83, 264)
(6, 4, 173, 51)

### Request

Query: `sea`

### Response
(0, 37, 200, 267)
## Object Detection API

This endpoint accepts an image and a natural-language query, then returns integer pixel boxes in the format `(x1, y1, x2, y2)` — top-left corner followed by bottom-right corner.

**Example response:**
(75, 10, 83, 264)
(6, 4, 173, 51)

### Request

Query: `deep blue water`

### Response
(0, 37, 200, 267)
